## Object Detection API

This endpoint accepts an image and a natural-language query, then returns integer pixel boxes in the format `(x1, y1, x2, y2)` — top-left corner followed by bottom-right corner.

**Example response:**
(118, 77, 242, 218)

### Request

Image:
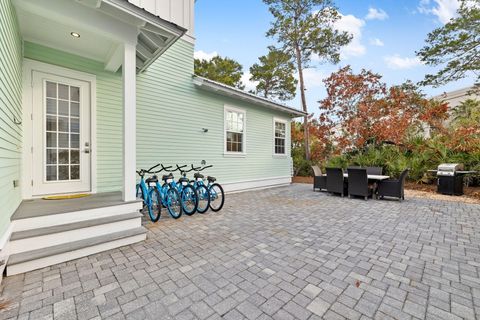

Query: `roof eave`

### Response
(102, 0, 187, 36)
(193, 76, 307, 118)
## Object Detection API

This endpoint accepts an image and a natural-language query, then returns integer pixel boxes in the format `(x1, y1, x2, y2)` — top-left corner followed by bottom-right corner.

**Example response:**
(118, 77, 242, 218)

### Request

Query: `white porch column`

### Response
(122, 42, 137, 201)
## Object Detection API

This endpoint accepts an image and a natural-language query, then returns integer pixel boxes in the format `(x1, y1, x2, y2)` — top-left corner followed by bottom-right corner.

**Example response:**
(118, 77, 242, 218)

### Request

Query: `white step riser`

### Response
(7, 233, 147, 276)
(13, 202, 142, 231)
(7, 217, 142, 254)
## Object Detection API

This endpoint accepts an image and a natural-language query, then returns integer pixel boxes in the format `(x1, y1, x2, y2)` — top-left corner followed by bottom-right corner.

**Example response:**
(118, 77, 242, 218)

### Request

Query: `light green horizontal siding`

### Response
(0, 0, 22, 237)
(22, 38, 292, 197)
(137, 39, 292, 183)
(23, 42, 123, 193)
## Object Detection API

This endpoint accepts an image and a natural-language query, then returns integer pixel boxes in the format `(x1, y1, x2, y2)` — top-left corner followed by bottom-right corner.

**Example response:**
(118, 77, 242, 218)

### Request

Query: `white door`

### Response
(32, 71, 91, 196)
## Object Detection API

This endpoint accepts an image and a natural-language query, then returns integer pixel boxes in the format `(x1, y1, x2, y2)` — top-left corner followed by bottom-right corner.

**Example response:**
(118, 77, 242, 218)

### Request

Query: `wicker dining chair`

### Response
(311, 165, 327, 191)
(326, 167, 347, 197)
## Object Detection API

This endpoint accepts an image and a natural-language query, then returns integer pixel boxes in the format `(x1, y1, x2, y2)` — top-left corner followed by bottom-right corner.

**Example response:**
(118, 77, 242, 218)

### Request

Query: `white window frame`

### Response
(224, 105, 246, 157)
(273, 118, 288, 157)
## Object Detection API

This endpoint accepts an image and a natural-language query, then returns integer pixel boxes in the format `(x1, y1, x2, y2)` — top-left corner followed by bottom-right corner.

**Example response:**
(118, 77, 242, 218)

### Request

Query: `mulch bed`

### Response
(292, 176, 480, 202)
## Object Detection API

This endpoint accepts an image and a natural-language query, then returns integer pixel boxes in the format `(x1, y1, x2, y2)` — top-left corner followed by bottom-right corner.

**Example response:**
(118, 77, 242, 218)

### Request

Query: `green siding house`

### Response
(0, 0, 304, 277)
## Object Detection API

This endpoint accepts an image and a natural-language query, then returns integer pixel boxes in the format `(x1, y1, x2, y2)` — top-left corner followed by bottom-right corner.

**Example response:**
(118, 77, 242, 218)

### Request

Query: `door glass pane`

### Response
(58, 133, 69, 148)
(58, 149, 69, 164)
(58, 100, 69, 116)
(46, 149, 57, 165)
(46, 166, 57, 181)
(71, 118, 79, 133)
(71, 165, 80, 180)
(58, 84, 69, 100)
(46, 116, 57, 131)
(46, 82, 57, 98)
(71, 134, 79, 148)
(71, 102, 79, 117)
(47, 99, 56, 115)
(46, 133, 57, 147)
(58, 117, 69, 132)
(70, 87, 79, 102)
(58, 165, 69, 180)
(71, 150, 79, 164)
(43, 81, 82, 183)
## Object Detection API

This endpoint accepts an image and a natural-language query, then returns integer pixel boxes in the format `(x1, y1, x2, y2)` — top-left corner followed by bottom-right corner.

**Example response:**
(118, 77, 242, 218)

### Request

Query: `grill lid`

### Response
(437, 163, 464, 172)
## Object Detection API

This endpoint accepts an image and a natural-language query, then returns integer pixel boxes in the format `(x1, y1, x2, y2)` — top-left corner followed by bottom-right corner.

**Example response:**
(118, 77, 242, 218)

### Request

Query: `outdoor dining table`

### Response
(321, 173, 390, 180)
(343, 173, 390, 181)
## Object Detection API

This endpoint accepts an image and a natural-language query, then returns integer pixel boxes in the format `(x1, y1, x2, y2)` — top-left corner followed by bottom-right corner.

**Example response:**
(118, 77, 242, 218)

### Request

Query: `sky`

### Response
(193, 0, 475, 113)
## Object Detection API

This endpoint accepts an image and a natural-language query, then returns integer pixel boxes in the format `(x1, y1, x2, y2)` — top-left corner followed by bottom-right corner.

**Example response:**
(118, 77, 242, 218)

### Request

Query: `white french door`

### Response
(31, 71, 91, 196)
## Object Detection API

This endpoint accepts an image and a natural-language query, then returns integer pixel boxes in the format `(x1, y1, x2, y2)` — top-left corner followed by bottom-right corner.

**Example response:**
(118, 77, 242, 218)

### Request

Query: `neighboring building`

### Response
(0, 0, 305, 277)
(423, 86, 479, 137)
(432, 86, 478, 112)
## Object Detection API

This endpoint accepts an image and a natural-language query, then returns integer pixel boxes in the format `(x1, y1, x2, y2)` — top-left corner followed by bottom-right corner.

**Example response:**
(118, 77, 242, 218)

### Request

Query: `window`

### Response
(225, 107, 245, 153)
(274, 120, 286, 155)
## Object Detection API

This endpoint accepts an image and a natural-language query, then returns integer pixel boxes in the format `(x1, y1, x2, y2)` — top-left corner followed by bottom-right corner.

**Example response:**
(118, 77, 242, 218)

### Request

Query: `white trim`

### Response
(122, 43, 137, 201)
(224, 105, 246, 156)
(193, 76, 306, 117)
(273, 117, 288, 156)
(222, 176, 291, 193)
(0, 223, 14, 252)
(22, 59, 97, 199)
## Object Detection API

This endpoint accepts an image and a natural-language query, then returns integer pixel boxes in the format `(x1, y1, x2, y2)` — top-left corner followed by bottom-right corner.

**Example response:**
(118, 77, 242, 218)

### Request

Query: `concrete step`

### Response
(7, 227, 147, 276)
(8, 212, 142, 254)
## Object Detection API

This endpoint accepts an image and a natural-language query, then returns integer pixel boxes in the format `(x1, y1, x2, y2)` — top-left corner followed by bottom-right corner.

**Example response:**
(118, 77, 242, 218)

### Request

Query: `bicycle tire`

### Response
(195, 185, 210, 214)
(181, 185, 197, 216)
(208, 183, 225, 212)
(166, 188, 182, 219)
(148, 187, 161, 222)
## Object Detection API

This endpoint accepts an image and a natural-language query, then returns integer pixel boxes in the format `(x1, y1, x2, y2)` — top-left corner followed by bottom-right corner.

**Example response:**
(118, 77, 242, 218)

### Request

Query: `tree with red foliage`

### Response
(318, 66, 449, 151)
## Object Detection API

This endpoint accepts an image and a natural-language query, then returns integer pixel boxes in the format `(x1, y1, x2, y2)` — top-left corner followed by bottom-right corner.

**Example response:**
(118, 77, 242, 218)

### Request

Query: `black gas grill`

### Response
(429, 164, 476, 196)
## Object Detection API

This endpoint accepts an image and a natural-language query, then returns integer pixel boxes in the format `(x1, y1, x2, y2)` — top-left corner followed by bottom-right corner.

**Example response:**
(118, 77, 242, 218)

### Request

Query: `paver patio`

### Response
(1, 183, 480, 320)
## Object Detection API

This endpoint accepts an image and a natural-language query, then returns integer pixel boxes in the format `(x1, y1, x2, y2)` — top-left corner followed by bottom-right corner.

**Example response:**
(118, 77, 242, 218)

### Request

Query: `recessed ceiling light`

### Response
(70, 32, 80, 38)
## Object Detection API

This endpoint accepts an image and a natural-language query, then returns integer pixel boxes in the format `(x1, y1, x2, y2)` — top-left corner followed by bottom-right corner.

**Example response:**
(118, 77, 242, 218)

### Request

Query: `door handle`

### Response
(84, 148, 90, 154)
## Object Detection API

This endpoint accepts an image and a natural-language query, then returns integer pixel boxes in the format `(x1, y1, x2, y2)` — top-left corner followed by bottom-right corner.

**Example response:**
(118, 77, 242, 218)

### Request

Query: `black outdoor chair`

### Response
(311, 165, 327, 192)
(377, 169, 409, 201)
(366, 167, 383, 175)
(347, 168, 374, 200)
(326, 167, 347, 197)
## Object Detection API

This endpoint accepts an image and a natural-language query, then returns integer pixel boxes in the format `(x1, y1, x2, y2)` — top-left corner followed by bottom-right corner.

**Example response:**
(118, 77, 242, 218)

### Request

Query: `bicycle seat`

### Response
(178, 177, 189, 183)
(145, 176, 158, 184)
(207, 176, 216, 183)
(162, 174, 174, 181)
(194, 173, 204, 179)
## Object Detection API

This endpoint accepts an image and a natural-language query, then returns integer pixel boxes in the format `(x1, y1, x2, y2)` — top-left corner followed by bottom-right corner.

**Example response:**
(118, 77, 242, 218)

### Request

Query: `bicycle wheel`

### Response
(166, 188, 182, 219)
(209, 183, 225, 212)
(148, 187, 161, 222)
(181, 185, 197, 216)
(195, 185, 210, 214)
(136, 184, 147, 213)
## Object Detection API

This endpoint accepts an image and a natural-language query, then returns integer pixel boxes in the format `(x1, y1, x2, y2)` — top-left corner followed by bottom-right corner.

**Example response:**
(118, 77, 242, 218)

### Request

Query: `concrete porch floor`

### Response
(11, 193, 139, 220)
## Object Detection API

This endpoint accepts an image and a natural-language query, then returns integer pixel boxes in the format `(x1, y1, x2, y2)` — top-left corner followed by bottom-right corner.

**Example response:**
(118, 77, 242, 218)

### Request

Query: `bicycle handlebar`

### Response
(191, 164, 213, 172)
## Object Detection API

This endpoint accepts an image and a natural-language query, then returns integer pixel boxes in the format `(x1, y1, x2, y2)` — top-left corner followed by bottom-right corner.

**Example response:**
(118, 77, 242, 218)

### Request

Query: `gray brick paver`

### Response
(1, 184, 480, 320)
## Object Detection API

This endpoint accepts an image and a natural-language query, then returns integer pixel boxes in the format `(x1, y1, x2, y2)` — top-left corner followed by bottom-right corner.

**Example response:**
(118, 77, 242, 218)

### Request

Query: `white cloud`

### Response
(384, 55, 424, 69)
(296, 68, 327, 89)
(365, 8, 389, 20)
(418, 0, 460, 24)
(194, 50, 218, 61)
(241, 72, 258, 92)
(334, 14, 366, 58)
(369, 38, 384, 47)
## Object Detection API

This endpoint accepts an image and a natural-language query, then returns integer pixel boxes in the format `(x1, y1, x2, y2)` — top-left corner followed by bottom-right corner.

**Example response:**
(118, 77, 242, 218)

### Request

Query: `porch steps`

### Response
(7, 227, 146, 276)
(5, 192, 147, 276)
(8, 212, 143, 253)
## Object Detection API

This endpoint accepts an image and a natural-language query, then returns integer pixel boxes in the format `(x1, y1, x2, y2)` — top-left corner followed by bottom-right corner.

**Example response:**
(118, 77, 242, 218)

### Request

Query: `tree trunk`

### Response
(295, 45, 310, 160)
